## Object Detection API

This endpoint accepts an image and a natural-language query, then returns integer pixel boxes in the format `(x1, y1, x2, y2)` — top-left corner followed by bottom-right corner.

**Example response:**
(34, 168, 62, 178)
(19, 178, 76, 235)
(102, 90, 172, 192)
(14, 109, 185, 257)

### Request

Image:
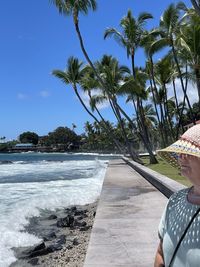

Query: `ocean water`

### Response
(0, 152, 119, 267)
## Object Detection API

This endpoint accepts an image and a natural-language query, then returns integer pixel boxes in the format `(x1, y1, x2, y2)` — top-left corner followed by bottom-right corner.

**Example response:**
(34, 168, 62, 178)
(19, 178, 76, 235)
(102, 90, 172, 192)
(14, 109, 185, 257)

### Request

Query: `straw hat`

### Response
(157, 124, 200, 168)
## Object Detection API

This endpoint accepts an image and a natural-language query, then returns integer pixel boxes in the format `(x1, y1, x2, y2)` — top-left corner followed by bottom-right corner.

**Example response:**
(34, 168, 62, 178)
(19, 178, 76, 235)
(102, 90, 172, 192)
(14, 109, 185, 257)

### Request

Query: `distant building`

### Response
(12, 143, 36, 152)
(15, 143, 35, 148)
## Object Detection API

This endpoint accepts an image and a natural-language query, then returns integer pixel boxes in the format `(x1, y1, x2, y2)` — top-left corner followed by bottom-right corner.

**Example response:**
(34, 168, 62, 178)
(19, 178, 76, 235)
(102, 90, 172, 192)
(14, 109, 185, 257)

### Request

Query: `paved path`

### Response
(83, 159, 168, 267)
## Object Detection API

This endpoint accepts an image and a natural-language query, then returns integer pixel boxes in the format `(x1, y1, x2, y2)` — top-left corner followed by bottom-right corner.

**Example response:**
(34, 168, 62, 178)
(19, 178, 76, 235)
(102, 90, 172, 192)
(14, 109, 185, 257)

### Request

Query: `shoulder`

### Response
(169, 188, 189, 201)
(167, 188, 189, 210)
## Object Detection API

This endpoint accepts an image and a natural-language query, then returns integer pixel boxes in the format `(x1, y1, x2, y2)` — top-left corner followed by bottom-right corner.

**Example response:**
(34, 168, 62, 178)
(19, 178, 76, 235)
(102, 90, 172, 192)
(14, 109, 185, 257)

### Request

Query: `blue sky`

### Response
(0, 0, 192, 140)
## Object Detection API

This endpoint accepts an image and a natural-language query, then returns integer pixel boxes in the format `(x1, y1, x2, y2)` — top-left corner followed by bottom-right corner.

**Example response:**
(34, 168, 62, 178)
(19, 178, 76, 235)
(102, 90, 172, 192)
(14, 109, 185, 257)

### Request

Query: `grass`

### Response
(141, 156, 191, 187)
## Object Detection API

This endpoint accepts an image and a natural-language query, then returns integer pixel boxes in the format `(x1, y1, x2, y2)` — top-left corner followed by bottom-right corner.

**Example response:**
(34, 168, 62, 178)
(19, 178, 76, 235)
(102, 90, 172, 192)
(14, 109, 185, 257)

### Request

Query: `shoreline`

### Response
(10, 201, 98, 267)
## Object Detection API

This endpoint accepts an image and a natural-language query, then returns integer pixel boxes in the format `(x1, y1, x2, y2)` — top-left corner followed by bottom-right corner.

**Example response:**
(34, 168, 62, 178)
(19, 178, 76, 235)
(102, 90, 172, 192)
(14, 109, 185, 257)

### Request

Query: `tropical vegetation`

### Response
(50, 0, 200, 164)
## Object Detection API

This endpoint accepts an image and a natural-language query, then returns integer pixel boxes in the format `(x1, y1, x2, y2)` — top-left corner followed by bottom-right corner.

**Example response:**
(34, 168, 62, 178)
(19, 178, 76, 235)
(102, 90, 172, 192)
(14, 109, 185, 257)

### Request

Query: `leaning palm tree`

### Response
(93, 55, 144, 163)
(53, 56, 128, 154)
(119, 67, 158, 163)
(51, 2, 146, 162)
(80, 64, 126, 153)
(51, 0, 107, 90)
(52, 56, 97, 121)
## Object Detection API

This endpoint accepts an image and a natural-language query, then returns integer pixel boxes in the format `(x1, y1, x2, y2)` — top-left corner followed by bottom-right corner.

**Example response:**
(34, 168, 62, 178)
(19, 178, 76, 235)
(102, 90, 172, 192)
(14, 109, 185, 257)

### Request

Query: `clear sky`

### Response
(0, 0, 192, 140)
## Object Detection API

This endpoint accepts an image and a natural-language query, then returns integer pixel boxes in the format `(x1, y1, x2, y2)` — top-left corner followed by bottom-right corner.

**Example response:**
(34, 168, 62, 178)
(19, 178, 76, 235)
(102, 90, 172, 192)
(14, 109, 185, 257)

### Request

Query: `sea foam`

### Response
(0, 157, 108, 267)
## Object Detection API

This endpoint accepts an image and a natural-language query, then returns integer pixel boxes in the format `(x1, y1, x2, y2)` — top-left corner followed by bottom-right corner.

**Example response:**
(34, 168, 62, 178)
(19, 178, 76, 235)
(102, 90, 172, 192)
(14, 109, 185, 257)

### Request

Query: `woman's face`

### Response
(178, 154, 200, 185)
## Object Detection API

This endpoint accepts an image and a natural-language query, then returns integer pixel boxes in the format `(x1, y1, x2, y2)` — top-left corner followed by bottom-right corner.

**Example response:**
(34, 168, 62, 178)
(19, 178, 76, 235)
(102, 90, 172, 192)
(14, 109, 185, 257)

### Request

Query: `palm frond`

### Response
(137, 12, 153, 25)
(50, 0, 69, 15)
(176, 1, 188, 12)
(149, 38, 169, 56)
(50, 0, 97, 16)
(52, 70, 70, 84)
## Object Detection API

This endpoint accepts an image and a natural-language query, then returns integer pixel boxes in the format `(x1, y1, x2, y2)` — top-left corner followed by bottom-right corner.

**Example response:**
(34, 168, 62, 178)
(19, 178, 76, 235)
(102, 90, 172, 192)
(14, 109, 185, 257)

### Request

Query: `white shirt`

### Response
(159, 188, 200, 267)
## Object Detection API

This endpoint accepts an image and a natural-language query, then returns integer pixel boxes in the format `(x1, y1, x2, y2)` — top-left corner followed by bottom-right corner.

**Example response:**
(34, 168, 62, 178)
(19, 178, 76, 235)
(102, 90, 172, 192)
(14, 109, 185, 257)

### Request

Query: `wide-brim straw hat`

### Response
(157, 124, 200, 168)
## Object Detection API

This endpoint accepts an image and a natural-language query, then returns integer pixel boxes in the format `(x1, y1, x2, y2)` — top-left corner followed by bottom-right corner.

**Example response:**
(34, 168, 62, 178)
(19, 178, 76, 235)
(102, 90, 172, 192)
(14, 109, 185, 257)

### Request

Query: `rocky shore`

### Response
(10, 202, 97, 267)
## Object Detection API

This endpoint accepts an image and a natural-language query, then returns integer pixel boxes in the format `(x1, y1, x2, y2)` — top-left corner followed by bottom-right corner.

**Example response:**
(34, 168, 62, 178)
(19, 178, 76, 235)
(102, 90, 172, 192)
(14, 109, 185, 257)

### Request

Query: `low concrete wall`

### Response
(122, 156, 186, 198)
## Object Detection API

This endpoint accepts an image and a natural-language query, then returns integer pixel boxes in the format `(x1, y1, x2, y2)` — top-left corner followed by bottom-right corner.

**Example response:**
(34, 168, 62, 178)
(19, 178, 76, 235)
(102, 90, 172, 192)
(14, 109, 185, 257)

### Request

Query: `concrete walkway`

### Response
(83, 159, 168, 267)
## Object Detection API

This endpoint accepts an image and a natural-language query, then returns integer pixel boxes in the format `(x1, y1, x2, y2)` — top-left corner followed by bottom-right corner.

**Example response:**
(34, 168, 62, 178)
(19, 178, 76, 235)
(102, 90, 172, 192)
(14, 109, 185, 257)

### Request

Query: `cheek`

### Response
(181, 166, 191, 177)
(185, 163, 200, 181)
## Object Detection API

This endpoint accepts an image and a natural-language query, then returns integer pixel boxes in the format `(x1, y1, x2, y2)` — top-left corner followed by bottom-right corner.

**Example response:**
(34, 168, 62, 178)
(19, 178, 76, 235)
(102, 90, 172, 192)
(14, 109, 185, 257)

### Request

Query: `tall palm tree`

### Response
(104, 11, 157, 163)
(104, 9, 153, 78)
(119, 68, 158, 163)
(149, 3, 195, 123)
(141, 33, 167, 147)
(51, 0, 108, 91)
(51, 2, 145, 162)
(178, 11, 200, 108)
(93, 55, 143, 163)
(80, 65, 126, 153)
(154, 56, 176, 141)
(52, 57, 99, 122)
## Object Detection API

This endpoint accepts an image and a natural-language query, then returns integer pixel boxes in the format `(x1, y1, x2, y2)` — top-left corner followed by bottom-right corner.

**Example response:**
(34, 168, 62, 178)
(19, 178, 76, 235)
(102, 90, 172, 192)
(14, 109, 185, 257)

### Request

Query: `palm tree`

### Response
(149, 3, 195, 123)
(119, 67, 158, 163)
(154, 56, 176, 141)
(104, 9, 153, 78)
(178, 11, 200, 108)
(52, 56, 127, 156)
(141, 33, 168, 147)
(143, 104, 157, 129)
(104, 11, 158, 163)
(51, 0, 108, 90)
(51, 2, 145, 162)
(52, 57, 104, 128)
(93, 55, 143, 163)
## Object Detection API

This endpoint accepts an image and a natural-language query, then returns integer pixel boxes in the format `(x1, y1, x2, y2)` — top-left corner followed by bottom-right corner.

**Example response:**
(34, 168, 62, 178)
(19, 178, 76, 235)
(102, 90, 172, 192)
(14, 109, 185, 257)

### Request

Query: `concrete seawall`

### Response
(83, 159, 172, 267)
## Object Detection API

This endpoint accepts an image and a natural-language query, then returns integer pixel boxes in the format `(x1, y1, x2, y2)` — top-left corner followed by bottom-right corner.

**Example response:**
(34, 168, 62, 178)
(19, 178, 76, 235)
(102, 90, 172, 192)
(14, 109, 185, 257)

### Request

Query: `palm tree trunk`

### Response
(172, 78, 184, 135)
(176, 70, 189, 139)
(74, 20, 108, 90)
(131, 54, 136, 78)
(111, 97, 143, 163)
(73, 84, 125, 154)
(130, 53, 157, 163)
(73, 18, 142, 161)
(172, 78, 179, 116)
(137, 100, 158, 164)
(194, 68, 200, 110)
(87, 93, 125, 153)
(171, 41, 195, 123)
(115, 100, 158, 163)
(163, 83, 175, 141)
(149, 57, 168, 146)
(148, 73, 166, 147)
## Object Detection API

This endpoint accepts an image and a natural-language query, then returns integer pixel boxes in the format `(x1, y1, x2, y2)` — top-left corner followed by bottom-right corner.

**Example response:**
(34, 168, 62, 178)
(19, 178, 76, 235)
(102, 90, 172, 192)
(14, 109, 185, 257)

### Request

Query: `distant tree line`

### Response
(0, 124, 128, 153)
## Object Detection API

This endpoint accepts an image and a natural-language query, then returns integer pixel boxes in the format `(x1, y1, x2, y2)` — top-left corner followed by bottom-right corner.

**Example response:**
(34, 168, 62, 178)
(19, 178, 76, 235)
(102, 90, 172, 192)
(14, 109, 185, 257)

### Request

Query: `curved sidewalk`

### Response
(83, 159, 168, 267)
